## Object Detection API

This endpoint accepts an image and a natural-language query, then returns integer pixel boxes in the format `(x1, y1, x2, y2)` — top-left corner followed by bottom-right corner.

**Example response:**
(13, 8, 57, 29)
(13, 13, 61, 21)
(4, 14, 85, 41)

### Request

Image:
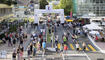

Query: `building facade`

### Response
(76, 0, 105, 17)
(0, 4, 12, 21)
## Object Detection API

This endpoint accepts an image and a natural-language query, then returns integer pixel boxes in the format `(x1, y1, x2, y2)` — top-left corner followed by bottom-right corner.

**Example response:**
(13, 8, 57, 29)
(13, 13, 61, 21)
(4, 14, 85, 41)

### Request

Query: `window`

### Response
(100, 0, 103, 3)
(96, 0, 99, 3)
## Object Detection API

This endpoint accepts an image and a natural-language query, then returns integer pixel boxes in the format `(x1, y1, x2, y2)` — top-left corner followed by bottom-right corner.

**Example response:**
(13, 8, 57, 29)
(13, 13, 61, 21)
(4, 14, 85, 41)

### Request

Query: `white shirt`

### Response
(76, 44, 79, 48)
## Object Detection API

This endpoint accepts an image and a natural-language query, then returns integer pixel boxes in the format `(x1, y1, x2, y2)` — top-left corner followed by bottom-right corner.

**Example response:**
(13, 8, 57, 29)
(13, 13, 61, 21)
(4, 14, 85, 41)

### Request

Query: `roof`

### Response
(0, 4, 12, 8)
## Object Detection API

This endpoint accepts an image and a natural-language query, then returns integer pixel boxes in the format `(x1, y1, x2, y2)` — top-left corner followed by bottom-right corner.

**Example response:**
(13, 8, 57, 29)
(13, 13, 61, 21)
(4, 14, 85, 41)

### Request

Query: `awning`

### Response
(89, 31, 100, 35)
(83, 23, 103, 30)
(0, 4, 12, 8)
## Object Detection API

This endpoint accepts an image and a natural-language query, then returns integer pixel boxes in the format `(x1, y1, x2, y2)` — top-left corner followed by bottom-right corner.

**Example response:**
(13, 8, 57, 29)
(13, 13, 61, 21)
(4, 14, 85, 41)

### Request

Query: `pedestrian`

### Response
(57, 43, 61, 50)
(60, 43, 63, 56)
(37, 42, 40, 52)
(55, 44, 58, 53)
(63, 36, 67, 44)
(95, 35, 98, 42)
(72, 34, 75, 40)
(82, 42, 86, 51)
(49, 27, 51, 34)
(55, 35, 58, 45)
(17, 48, 20, 60)
(76, 42, 79, 51)
(27, 46, 30, 60)
(13, 38, 16, 47)
(60, 43, 63, 52)
(8, 36, 12, 47)
(30, 43, 33, 55)
(42, 41, 46, 53)
(33, 45, 36, 56)
(12, 51, 16, 60)
(20, 38, 23, 46)
(63, 44, 68, 55)
(51, 35, 53, 43)
(77, 29, 81, 35)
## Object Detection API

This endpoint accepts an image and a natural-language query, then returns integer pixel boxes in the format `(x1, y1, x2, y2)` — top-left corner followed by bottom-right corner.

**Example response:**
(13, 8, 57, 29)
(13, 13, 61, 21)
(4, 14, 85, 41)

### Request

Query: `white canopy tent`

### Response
(83, 23, 103, 30)
(89, 31, 100, 35)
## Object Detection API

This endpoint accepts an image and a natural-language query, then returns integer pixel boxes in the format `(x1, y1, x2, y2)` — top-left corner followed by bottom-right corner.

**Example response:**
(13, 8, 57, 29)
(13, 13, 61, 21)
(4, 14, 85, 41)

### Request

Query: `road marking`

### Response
(79, 46, 82, 50)
(83, 51, 91, 60)
(86, 47, 89, 51)
(88, 35, 104, 53)
(63, 54, 87, 56)
(62, 54, 65, 60)
(70, 44, 75, 50)
(58, 43, 61, 49)
(88, 44, 96, 52)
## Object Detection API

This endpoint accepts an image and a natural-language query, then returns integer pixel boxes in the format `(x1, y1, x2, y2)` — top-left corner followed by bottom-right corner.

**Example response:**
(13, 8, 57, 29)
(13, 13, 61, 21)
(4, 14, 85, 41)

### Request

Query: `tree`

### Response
(53, 0, 73, 15)
(0, 0, 7, 3)
(0, 0, 17, 5)
(40, 0, 48, 9)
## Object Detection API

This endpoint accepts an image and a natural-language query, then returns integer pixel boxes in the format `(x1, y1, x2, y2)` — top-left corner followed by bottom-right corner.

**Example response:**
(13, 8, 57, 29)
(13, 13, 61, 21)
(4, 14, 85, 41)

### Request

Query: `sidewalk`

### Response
(96, 42, 105, 52)
(88, 35, 105, 53)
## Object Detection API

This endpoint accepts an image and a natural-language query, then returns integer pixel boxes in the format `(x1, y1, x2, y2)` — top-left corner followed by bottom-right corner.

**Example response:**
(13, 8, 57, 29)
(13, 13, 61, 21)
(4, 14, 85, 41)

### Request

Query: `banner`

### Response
(70, 12, 72, 18)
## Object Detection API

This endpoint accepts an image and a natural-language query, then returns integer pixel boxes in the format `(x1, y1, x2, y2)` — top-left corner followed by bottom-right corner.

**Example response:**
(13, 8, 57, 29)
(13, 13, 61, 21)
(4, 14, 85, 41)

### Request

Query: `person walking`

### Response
(27, 46, 30, 60)
(55, 35, 58, 46)
(13, 38, 16, 47)
(33, 45, 36, 56)
(63, 36, 67, 44)
(55, 44, 58, 53)
(37, 42, 40, 52)
(60, 43, 63, 56)
(63, 44, 68, 55)
(82, 42, 86, 51)
(30, 43, 33, 55)
(20, 37, 24, 46)
(76, 42, 79, 51)
(12, 51, 16, 60)
(17, 48, 20, 60)
(42, 41, 46, 53)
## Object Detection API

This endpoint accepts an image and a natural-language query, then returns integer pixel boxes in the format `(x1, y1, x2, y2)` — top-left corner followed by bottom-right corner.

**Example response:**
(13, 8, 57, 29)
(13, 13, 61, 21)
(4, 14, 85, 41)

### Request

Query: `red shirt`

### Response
(10, 34, 13, 38)
(64, 45, 68, 50)
(95, 36, 98, 40)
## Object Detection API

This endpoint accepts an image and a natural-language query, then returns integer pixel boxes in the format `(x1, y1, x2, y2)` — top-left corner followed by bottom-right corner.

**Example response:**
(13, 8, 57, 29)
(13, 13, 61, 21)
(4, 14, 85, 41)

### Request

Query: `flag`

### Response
(70, 12, 72, 18)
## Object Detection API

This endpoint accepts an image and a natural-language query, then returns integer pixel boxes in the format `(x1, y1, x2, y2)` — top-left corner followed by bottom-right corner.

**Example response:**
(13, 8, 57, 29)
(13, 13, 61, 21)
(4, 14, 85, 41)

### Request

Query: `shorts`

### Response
(77, 48, 79, 50)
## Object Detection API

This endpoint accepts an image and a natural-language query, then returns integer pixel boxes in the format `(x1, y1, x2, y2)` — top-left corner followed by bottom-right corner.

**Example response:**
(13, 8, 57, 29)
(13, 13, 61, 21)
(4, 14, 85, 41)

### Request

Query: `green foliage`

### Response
(40, 0, 48, 9)
(53, 0, 73, 15)
(0, 0, 17, 5)
(0, 0, 7, 3)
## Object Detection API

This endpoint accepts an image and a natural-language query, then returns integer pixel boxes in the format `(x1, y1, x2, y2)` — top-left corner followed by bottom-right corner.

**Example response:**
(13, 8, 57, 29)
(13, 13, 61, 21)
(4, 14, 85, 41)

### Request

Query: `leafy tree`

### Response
(0, 0, 7, 3)
(40, 0, 48, 9)
(0, 0, 17, 5)
(53, 0, 73, 15)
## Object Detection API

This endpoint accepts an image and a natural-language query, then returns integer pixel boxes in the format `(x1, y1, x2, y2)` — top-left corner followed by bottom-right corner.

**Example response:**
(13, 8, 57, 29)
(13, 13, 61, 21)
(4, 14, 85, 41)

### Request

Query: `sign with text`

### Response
(46, 5, 53, 11)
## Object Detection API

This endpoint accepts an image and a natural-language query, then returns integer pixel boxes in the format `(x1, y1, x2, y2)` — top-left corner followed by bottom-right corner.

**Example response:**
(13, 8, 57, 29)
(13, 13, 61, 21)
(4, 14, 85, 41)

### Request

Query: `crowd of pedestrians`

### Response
(0, 19, 90, 60)
(46, 20, 88, 54)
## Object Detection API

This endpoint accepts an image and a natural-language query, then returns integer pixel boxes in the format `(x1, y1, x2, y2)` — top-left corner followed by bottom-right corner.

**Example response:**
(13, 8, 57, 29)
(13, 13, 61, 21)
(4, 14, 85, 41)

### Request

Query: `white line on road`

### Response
(62, 53, 65, 60)
(88, 35, 104, 53)
(63, 54, 87, 56)
(67, 28, 91, 60)
(83, 51, 91, 60)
